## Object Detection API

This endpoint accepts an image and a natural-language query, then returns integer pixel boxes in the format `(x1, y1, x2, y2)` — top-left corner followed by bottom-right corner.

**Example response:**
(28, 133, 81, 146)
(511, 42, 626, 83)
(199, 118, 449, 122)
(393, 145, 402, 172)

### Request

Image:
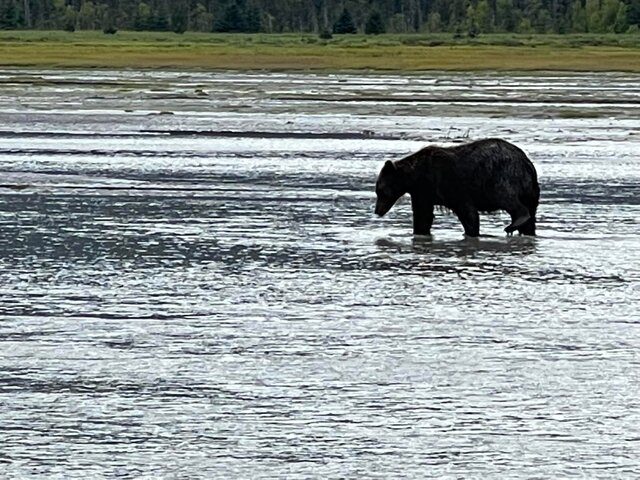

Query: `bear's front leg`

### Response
(455, 204, 480, 237)
(411, 195, 434, 236)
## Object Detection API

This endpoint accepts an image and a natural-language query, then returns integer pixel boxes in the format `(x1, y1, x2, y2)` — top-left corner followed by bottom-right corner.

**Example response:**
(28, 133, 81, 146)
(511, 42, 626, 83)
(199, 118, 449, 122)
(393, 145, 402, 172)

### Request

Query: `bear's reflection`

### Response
(375, 234, 537, 257)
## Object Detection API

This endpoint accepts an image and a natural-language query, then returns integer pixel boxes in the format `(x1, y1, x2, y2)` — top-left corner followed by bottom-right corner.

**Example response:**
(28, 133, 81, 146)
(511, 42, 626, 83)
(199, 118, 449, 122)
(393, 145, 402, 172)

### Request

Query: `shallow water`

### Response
(0, 70, 639, 478)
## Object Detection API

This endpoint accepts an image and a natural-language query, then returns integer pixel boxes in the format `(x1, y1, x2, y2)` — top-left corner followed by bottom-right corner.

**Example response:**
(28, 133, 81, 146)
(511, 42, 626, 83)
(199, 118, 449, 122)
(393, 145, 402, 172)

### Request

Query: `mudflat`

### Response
(1, 69, 639, 478)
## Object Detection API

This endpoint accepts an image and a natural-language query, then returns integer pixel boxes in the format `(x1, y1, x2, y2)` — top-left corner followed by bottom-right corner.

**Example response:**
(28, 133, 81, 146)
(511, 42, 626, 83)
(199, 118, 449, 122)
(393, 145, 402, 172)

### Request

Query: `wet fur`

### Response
(375, 138, 540, 237)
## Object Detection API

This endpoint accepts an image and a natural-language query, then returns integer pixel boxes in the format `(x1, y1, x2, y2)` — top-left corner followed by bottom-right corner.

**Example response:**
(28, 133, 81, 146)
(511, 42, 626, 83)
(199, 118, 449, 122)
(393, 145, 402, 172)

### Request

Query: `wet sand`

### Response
(0, 70, 639, 478)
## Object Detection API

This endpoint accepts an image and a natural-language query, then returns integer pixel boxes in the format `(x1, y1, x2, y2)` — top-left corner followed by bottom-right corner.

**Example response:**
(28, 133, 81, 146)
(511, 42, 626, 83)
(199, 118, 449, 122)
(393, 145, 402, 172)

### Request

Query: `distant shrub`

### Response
(567, 37, 605, 47)
(401, 38, 434, 46)
(495, 37, 525, 46)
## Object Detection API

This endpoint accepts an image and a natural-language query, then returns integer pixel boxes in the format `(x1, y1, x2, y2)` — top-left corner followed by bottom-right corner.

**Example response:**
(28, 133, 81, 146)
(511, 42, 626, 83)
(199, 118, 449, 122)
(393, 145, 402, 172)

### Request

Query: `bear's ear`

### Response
(384, 160, 396, 170)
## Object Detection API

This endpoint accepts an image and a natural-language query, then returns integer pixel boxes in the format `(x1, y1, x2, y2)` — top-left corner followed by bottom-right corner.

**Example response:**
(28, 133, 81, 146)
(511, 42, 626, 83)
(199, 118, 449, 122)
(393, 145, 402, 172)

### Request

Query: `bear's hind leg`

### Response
(455, 204, 480, 237)
(517, 218, 536, 236)
(505, 203, 531, 235)
(516, 201, 537, 236)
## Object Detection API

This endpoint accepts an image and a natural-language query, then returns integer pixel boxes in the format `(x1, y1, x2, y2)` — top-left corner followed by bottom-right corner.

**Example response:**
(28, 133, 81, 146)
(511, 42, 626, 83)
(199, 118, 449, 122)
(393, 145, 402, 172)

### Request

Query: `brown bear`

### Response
(375, 138, 540, 237)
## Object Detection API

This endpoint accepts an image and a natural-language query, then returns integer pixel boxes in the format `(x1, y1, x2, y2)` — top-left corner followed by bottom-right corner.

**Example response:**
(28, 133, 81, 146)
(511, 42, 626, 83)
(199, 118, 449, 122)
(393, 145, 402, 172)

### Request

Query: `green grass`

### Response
(1, 31, 640, 71)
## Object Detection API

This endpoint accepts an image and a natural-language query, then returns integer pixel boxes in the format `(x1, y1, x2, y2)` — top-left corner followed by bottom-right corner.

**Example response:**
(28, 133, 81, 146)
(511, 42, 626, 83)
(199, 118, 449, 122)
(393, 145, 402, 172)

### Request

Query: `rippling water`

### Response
(1, 70, 639, 478)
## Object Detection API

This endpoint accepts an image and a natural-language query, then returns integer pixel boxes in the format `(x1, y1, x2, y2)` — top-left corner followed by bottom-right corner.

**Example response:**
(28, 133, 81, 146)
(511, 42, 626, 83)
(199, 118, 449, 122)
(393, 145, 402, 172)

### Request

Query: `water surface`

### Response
(0, 70, 639, 478)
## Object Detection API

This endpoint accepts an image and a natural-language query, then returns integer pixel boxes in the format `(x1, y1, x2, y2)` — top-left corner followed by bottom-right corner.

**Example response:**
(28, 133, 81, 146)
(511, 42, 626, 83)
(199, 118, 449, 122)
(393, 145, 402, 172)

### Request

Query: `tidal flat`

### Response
(0, 69, 639, 478)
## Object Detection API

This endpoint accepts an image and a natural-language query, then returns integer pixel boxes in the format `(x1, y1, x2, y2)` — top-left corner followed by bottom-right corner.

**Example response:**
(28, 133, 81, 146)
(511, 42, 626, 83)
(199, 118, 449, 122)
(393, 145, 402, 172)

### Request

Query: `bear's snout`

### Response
(375, 199, 391, 217)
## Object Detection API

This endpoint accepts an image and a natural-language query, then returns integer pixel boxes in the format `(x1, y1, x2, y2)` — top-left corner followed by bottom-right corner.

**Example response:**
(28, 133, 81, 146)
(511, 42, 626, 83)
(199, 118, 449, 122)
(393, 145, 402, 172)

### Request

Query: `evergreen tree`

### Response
(426, 12, 443, 32)
(4, 0, 640, 35)
(569, 0, 587, 32)
(62, 5, 77, 32)
(149, 0, 170, 31)
(585, 0, 602, 32)
(602, 0, 620, 31)
(102, 2, 118, 34)
(526, 0, 551, 32)
(246, 7, 262, 32)
(171, 1, 188, 33)
(496, 0, 517, 32)
(134, 2, 152, 30)
(475, 0, 495, 32)
(628, 0, 640, 25)
(465, 4, 480, 35)
(432, 0, 451, 26)
(0, 0, 19, 29)
(365, 11, 385, 34)
(449, 0, 467, 30)
(190, 3, 213, 31)
(149, 14, 169, 31)
(333, 8, 357, 33)
(78, 2, 99, 29)
(614, 1, 629, 31)
(215, 4, 245, 32)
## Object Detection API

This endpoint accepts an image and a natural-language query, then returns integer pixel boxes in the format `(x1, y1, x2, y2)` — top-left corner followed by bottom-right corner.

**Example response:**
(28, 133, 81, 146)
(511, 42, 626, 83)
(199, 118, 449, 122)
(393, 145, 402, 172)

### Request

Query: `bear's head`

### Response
(375, 160, 407, 216)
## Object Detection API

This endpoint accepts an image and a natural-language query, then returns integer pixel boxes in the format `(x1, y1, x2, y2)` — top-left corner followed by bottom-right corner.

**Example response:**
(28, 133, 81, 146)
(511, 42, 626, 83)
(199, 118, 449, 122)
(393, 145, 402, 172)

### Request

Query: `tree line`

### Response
(1, 0, 639, 35)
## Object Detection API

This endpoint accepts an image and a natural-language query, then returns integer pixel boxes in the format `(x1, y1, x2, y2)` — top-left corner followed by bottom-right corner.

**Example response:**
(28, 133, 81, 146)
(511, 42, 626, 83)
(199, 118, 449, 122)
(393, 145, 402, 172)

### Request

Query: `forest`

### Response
(1, 0, 639, 35)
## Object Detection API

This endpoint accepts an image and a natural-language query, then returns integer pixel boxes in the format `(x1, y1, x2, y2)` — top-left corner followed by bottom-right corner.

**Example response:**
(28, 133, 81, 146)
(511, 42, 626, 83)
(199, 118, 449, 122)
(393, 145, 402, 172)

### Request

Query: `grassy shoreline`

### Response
(1, 31, 640, 72)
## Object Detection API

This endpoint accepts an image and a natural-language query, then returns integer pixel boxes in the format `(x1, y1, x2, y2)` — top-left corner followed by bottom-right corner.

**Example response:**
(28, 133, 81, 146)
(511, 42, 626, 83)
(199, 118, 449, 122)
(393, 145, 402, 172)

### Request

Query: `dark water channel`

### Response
(0, 70, 639, 478)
